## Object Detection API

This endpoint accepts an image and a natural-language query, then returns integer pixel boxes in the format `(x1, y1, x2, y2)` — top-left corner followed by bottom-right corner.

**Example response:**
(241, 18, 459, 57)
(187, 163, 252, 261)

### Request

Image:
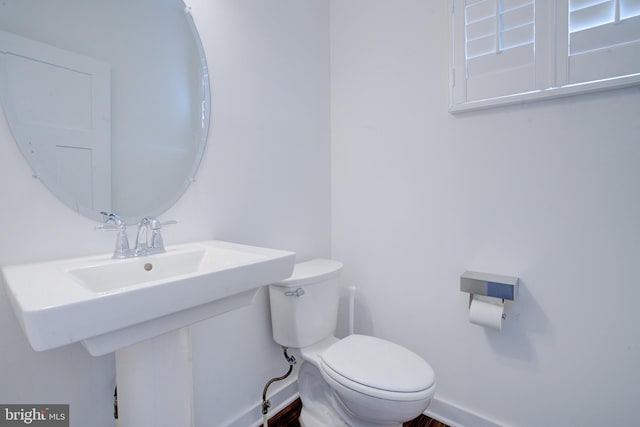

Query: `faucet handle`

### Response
(147, 218, 177, 230)
(95, 223, 125, 231)
(96, 213, 130, 259)
(95, 213, 126, 231)
(99, 212, 125, 227)
(148, 219, 177, 252)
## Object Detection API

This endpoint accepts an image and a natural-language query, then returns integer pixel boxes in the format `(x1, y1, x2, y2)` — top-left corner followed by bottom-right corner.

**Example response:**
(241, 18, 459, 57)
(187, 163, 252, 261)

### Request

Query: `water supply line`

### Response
(348, 286, 356, 335)
(261, 347, 296, 427)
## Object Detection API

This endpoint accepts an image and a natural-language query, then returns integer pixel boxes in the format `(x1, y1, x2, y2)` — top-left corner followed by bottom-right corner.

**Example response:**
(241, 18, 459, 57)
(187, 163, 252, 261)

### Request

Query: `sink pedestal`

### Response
(115, 328, 194, 427)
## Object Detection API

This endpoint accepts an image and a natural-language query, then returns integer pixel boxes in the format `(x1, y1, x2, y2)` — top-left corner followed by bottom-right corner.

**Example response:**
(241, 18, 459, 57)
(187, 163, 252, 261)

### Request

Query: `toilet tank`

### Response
(268, 259, 344, 348)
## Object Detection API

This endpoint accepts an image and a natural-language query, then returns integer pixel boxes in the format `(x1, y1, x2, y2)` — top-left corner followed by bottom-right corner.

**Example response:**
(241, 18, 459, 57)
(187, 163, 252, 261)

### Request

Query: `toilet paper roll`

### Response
(469, 295, 504, 330)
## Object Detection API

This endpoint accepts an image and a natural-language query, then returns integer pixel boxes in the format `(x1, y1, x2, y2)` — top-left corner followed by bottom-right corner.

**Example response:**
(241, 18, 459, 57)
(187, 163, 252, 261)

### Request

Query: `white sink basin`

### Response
(68, 246, 209, 293)
(1, 240, 295, 355)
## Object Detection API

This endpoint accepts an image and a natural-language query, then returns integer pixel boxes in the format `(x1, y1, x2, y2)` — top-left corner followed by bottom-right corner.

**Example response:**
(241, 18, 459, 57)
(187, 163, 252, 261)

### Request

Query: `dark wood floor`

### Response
(262, 398, 448, 427)
(403, 415, 449, 427)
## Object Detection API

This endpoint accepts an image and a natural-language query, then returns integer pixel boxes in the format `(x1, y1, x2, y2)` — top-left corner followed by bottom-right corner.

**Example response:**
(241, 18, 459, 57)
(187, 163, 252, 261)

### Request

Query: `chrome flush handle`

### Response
(284, 288, 305, 297)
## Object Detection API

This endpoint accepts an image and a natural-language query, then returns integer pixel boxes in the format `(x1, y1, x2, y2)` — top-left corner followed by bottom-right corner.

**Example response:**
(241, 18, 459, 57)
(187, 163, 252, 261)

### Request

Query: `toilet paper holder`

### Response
(460, 270, 519, 301)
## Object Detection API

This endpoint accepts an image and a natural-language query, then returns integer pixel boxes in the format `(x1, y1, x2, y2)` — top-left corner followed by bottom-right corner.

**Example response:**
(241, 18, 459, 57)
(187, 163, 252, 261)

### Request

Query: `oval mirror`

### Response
(0, 0, 210, 224)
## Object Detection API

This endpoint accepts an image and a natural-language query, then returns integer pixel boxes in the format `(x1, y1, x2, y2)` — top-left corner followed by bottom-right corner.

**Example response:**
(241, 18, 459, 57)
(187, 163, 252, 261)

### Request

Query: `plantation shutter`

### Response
(453, 0, 537, 103)
(450, 0, 640, 111)
(566, 0, 640, 84)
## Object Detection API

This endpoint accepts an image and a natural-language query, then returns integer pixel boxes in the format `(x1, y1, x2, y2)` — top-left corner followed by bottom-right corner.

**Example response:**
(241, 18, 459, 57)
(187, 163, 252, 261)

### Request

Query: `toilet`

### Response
(268, 259, 436, 426)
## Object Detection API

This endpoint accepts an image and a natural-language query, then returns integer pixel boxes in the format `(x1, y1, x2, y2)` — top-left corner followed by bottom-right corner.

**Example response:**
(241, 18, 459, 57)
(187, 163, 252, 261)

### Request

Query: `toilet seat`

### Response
(319, 335, 435, 402)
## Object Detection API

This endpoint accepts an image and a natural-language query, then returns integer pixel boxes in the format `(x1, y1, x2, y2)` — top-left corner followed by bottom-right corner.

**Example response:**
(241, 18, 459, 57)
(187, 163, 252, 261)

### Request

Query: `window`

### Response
(450, 0, 640, 112)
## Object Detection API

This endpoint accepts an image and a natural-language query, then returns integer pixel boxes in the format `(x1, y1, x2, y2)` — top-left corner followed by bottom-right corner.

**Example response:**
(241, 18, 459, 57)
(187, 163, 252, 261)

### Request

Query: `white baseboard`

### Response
(225, 377, 299, 427)
(226, 382, 504, 427)
(426, 397, 505, 427)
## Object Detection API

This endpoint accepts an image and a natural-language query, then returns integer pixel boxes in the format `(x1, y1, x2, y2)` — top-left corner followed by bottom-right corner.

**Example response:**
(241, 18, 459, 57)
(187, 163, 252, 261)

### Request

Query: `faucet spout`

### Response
(134, 217, 177, 256)
(134, 217, 152, 256)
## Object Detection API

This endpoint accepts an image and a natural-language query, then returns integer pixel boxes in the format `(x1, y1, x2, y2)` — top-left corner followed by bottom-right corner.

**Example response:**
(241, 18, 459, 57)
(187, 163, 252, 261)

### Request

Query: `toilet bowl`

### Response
(268, 259, 436, 426)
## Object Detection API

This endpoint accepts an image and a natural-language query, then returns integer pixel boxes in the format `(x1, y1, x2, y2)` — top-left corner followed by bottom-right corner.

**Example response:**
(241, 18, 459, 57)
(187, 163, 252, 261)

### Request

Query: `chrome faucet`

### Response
(96, 213, 130, 259)
(134, 216, 177, 256)
(97, 213, 176, 259)
(133, 217, 152, 256)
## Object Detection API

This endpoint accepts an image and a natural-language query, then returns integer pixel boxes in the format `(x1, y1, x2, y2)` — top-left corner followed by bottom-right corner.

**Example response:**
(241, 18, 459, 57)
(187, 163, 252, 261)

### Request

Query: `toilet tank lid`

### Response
(272, 258, 343, 288)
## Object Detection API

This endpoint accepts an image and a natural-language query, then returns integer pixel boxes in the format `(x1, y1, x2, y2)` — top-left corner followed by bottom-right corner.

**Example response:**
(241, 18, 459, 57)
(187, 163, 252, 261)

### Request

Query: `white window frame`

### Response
(449, 0, 640, 113)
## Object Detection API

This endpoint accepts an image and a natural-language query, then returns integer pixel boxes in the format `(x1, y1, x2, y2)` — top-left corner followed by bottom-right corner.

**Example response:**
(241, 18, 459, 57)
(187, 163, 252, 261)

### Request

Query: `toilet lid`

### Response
(320, 335, 435, 393)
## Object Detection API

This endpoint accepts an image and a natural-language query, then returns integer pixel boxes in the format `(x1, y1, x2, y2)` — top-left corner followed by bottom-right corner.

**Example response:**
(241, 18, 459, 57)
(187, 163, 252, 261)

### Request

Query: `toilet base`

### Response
(298, 399, 404, 427)
(298, 361, 346, 426)
(298, 361, 406, 427)
(299, 406, 348, 427)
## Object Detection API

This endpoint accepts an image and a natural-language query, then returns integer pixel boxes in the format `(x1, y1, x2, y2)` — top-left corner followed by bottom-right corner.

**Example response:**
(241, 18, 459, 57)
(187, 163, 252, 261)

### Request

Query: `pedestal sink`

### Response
(1, 239, 296, 427)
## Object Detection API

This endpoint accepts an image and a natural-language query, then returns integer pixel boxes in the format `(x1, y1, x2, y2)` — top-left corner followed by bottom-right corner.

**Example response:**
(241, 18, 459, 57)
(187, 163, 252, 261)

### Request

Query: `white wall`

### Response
(331, 1, 640, 426)
(187, 1, 330, 425)
(0, 1, 329, 426)
(4, 1, 638, 426)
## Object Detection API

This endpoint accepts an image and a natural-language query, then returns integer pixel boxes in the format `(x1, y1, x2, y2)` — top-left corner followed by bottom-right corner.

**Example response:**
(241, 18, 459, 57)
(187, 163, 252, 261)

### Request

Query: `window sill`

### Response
(449, 73, 640, 113)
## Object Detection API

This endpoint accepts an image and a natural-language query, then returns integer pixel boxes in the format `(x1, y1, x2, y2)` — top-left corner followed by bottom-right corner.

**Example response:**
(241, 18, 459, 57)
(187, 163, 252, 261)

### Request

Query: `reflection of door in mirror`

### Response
(0, 30, 111, 214)
(0, 0, 209, 224)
